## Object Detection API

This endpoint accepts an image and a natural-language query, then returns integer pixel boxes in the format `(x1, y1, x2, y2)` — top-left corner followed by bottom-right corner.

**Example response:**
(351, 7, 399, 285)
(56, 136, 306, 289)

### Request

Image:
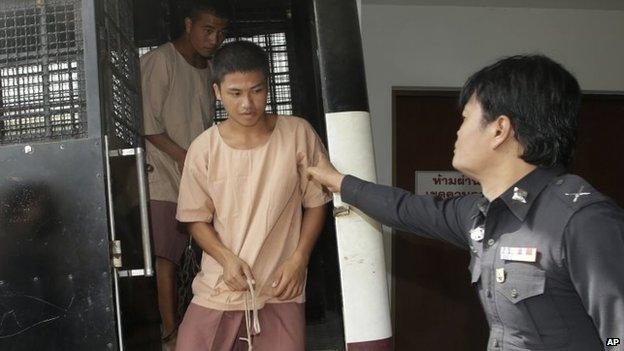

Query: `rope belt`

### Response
(239, 279, 261, 350)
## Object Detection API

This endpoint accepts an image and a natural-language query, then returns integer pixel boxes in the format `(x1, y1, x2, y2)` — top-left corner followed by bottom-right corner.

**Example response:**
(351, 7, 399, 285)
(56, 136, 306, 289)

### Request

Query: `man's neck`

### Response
(173, 37, 207, 69)
(226, 115, 272, 136)
(478, 160, 537, 201)
(220, 115, 275, 149)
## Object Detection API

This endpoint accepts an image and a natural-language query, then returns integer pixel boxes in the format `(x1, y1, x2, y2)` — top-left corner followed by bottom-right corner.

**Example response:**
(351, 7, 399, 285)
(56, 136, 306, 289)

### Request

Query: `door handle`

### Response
(103, 135, 125, 351)
(107, 143, 154, 278)
(134, 146, 154, 277)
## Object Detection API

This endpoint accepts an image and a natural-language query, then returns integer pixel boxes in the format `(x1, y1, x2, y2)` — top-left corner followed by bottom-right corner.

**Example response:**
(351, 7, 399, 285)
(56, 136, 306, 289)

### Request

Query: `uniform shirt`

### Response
(141, 42, 215, 203)
(176, 116, 331, 311)
(342, 166, 624, 351)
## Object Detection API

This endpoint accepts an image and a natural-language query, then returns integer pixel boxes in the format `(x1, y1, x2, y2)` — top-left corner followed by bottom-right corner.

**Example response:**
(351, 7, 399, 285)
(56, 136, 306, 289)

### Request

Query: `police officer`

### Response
(307, 54, 624, 350)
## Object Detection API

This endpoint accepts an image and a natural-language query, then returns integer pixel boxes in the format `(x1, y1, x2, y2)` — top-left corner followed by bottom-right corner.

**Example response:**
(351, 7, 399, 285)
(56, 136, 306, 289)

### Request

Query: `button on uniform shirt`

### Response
(341, 167, 624, 351)
(176, 116, 331, 311)
(141, 42, 215, 203)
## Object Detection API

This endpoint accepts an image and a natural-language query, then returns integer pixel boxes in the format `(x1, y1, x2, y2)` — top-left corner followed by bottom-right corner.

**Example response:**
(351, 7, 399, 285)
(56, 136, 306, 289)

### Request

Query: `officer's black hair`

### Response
(459, 54, 581, 168)
(212, 41, 269, 85)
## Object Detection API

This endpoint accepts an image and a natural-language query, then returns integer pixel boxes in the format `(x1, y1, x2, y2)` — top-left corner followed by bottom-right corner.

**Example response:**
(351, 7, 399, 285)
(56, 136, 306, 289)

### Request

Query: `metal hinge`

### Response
(118, 269, 149, 278)
(111, 240, 122, 268)
(108, 148, 136, 157)
(333, 205, 351, 217)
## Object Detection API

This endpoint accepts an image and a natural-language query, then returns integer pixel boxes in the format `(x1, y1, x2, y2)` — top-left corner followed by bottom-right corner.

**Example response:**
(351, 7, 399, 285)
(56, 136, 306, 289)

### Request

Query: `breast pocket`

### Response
(495, 264, 569, 348)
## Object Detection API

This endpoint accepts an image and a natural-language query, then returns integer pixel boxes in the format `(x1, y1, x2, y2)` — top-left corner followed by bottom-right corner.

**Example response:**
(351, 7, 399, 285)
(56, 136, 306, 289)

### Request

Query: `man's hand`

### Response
(145, 133, 187, 173)
(221, 251, 255, 292)
(271, 252, 308, 301)
(306, 153, 345, 193)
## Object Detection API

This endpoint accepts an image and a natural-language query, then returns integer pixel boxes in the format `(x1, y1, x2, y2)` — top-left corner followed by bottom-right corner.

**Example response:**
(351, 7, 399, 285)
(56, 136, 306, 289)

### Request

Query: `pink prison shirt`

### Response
(176, 116, 331, 310)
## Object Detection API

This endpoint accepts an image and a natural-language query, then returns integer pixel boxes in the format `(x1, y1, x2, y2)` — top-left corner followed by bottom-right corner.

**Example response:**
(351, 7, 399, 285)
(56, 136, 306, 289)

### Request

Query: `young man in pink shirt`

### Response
(175, 41, 331, 350)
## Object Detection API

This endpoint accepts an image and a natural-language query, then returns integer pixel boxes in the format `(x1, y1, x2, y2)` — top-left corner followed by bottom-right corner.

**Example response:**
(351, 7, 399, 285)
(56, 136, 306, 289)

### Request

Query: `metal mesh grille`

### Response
(0, 0, 86, 145)
(138, 46, 157, 57)
(214, 32, 293, 122)
(101, 0, 141, 147)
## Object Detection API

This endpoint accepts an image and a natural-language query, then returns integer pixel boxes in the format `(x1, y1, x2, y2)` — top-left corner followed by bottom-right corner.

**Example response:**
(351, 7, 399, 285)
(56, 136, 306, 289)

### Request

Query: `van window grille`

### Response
(101, 0, 141, 147)
(0, 0, 86, 145)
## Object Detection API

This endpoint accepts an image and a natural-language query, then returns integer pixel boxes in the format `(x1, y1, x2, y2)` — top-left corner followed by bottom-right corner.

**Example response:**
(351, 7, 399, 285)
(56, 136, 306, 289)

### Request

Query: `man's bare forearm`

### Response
(187, 222, 233, 266)
(145, 133, 186, 164)
(293, 204, 327, 262)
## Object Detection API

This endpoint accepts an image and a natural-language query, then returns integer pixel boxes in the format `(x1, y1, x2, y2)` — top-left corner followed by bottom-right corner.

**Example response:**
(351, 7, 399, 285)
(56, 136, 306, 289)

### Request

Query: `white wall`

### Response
(360, 4, 624, 285)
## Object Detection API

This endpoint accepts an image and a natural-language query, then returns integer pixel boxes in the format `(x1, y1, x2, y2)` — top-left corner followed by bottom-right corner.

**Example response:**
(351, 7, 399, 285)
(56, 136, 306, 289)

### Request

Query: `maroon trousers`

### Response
(176, 302, 305, 351)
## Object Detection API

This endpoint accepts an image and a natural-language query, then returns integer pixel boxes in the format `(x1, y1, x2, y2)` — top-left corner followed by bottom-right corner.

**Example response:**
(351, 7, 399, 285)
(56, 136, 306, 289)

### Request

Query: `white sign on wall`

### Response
(415, 171, 482, 198)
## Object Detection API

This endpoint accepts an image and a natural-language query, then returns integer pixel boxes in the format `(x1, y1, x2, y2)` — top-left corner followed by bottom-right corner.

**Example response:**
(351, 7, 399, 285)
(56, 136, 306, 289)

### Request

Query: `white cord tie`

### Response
(239, 279, 261, 351)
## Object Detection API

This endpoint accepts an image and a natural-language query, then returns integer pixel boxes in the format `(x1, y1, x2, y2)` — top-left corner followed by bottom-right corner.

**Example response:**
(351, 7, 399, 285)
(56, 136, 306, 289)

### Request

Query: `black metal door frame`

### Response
(0, 0, 158, 349)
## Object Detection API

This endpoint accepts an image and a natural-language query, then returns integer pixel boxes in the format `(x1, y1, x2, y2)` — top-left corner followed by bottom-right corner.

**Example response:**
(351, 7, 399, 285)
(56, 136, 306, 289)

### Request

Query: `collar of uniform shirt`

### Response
(472, 196, 490, 219)
(497, 165, 566, 221)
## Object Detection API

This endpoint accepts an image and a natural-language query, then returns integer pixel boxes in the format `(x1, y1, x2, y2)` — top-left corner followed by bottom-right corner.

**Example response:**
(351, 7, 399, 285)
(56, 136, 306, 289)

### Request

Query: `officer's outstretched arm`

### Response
(565, 202, 624, 345)
(340, 175, 477, 249)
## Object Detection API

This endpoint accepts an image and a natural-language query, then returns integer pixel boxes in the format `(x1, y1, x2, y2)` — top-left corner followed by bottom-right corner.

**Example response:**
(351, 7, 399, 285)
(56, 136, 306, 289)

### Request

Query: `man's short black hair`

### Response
(459, 54, 581, 168)
(212, 41, 270, 85)
(188, 0, 232, 21)
(171, 0, 231, 39)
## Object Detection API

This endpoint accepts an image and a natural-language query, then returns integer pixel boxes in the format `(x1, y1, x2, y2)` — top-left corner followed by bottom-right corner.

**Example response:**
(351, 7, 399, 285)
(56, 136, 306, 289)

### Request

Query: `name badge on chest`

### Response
(500, 246, 537, 262)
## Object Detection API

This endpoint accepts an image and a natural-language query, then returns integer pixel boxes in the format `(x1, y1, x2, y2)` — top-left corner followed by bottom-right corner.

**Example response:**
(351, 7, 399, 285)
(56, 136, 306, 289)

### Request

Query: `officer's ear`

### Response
(491, 115, 514, 149)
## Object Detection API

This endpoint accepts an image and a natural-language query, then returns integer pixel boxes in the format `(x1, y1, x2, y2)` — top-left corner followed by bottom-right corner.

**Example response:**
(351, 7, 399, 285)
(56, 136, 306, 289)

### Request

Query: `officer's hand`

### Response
(306, 153, 345, 193)
(221, 251, 254, 292)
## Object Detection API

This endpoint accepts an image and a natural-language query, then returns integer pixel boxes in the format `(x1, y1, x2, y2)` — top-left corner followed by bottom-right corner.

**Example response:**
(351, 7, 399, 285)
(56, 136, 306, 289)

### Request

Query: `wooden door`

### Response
(572, 94, 624, 208)
(392, 90, 489, 351)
